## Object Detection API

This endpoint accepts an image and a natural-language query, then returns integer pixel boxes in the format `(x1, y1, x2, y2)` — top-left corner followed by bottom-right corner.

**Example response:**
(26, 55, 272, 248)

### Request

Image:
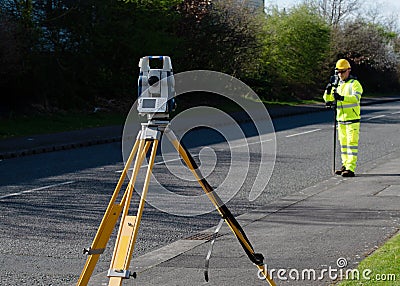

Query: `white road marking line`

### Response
(364, 114, 386, 121)
(391, 111, 400, 114)
(285, 128, 321, 138)
(230, 138, 273, 149)
(0, 181, 75, 200)
(116, 138, 274, 173)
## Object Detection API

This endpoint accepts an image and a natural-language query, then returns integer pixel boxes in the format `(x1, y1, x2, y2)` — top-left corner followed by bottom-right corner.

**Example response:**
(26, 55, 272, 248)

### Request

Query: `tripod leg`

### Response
(164, 130, 276, 286)
(106, 138, 147, 283)
(76, 139, 140, 286)
(108, 139, 159, 286)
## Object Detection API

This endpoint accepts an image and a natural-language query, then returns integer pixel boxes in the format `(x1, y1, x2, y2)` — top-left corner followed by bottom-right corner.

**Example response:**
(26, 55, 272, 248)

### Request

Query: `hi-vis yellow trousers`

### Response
(338, 122, 360, 172)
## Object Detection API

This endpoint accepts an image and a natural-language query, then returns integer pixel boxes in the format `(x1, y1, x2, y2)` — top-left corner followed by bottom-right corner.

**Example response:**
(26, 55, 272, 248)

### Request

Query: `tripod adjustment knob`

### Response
(83, 247, 105, 255)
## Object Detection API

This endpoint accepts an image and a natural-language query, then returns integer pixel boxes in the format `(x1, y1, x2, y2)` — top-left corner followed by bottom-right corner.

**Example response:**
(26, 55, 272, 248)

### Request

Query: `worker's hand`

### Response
(325, 83, 332, 94)
(333, 92, 344, 101)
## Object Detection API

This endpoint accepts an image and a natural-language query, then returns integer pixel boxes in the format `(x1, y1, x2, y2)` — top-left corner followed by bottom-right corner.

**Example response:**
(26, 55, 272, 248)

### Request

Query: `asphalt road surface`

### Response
(0, 101, 399, 285)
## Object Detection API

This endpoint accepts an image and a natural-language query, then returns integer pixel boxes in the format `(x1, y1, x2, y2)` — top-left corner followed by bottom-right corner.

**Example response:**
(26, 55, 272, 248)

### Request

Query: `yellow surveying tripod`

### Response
(76, 119, 276, 286)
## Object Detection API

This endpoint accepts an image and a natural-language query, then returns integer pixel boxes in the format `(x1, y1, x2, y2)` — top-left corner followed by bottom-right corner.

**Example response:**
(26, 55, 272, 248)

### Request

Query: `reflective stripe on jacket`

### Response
(323, 78, 363, 122)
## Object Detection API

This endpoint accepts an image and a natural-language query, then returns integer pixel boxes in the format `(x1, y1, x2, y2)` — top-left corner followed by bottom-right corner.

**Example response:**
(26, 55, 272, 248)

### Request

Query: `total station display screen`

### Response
(142, 98, 157, 108)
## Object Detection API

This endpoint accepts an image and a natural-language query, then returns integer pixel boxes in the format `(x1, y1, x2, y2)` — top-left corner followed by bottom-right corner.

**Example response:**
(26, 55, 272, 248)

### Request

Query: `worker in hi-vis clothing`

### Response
(323, 59, 363, 177)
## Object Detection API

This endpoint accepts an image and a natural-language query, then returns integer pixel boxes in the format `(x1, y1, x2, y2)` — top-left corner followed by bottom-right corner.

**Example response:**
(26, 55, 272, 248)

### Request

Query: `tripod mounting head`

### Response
(137, 56, 176, 120)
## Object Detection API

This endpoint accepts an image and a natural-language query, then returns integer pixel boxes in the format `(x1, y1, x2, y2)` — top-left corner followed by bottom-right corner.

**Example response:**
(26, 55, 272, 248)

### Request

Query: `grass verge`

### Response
(0, 112, 126, 139)
(337, 231, 400, 285)
(1, 96, 321, 140)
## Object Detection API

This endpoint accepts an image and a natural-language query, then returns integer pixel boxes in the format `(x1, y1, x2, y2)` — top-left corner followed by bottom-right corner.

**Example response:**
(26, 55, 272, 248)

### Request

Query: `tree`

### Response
(175, 0, 265, 77)
(308, 0, 361, 27)
(0, 0, 182, 113)
(0, 10, 21, 85)
(0, 0, 42, 111)
(261, 4, 331, 99)
(331, 20, 400, 91)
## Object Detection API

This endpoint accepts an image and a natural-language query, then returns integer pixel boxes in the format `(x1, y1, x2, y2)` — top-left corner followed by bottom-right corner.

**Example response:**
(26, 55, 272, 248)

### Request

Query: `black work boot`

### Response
(342, 170, 355, 177)
(335, 166, 346, 175)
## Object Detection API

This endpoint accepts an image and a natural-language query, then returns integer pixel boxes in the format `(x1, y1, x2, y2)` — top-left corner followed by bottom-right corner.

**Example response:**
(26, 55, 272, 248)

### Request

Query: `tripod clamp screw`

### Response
(83, 247, 105, 255)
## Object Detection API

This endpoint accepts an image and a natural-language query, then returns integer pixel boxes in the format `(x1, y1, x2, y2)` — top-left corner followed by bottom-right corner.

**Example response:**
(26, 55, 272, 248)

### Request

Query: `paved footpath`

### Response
(85, 150, 400, 286)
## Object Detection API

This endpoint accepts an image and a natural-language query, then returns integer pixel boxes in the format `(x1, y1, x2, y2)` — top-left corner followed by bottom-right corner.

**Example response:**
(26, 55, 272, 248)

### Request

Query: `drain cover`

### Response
(184, 232, 222, 240)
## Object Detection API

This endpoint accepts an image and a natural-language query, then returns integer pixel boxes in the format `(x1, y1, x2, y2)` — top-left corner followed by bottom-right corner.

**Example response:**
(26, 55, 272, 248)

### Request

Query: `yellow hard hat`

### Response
(335, 59, 351, 70)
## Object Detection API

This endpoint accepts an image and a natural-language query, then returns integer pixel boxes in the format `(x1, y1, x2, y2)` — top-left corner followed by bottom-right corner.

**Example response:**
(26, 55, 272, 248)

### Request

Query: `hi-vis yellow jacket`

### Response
(324, 77, 363, 122)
